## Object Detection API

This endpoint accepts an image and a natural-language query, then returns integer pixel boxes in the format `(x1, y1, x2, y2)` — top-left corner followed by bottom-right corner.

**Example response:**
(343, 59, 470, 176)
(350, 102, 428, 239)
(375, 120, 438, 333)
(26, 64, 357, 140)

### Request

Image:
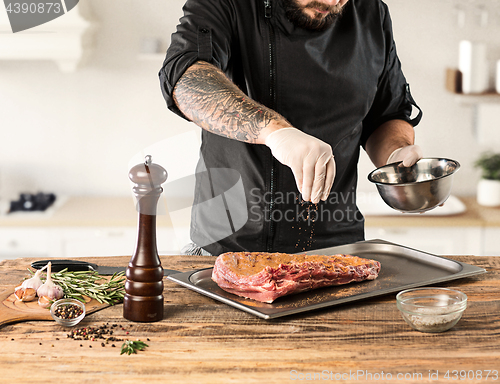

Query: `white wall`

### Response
(0, 0, 198, 200)
(359, 0, 500, 194)
(1, 0, 500, 200)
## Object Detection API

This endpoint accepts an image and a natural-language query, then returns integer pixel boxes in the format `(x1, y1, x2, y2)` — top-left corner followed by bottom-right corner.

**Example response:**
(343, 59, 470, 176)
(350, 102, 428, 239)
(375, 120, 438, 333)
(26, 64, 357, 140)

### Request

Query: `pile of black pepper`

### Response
(67, 323, 127, 348)
(65, 323, 151, 350)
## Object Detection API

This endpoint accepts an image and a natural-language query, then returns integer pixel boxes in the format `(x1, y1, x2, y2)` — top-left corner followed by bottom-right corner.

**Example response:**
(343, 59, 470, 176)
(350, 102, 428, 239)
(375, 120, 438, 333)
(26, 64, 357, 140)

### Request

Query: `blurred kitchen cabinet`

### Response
(0, 3, 93, 72)
(482, 228, 500, 256)
(56, 227, 137, 258)
(364, 226, 483, 256)
(0, 226, 186, 260)
(0, 224, 495, 259)
(56, 227, 183, 257)
(0, 228, 58, 259)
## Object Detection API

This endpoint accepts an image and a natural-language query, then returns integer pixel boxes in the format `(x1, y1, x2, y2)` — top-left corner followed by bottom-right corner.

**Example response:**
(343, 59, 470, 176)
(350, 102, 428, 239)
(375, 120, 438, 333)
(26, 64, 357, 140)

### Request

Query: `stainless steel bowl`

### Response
(367, 158, 460, 213)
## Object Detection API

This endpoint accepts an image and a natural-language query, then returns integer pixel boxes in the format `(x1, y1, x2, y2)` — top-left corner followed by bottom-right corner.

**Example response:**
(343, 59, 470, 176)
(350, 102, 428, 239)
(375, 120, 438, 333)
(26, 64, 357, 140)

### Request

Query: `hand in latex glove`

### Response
(386, 145, 423, 167)
(265, 128, 335, 203)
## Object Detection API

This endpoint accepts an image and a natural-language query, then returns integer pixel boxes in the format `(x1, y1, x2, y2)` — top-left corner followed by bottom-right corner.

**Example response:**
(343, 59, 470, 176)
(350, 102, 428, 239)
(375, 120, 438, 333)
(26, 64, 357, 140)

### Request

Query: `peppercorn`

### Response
(68, 324, 125, 345)
(53, 303, 83, 320)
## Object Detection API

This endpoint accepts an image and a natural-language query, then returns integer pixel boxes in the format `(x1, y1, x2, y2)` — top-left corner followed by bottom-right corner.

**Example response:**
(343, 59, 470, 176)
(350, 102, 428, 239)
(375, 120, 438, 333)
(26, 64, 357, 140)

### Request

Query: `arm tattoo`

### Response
(173, 61, 285, 143)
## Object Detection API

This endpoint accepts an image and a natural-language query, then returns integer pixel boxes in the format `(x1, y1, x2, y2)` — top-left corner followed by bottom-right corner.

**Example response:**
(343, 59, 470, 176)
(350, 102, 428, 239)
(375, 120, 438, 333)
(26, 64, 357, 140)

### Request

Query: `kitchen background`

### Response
(1, 0, 500, 259)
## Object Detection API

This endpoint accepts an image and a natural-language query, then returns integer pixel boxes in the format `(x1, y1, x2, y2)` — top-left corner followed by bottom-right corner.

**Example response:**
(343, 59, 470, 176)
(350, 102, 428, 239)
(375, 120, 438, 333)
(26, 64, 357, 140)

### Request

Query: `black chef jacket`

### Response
(159, 0, 422, 255)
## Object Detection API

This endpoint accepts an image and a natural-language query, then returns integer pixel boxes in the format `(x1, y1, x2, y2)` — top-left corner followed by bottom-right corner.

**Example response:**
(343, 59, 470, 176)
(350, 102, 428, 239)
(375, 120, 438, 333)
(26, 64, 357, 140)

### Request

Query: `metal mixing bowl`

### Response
(367, 158, 460, 213)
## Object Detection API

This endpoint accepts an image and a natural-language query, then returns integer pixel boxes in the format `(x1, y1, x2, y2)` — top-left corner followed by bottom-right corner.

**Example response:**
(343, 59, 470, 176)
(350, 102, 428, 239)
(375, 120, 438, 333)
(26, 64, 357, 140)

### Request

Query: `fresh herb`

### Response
(29, 268, 125, 305)
(120, 340, 149, 355)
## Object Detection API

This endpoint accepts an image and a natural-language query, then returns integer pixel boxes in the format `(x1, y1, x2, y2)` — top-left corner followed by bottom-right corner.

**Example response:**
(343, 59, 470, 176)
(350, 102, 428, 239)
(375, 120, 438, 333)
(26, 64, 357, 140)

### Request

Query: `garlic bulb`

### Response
(14, 264, 48, 302)
(22, 265, 47, 291)
(37, 262, 64, 307)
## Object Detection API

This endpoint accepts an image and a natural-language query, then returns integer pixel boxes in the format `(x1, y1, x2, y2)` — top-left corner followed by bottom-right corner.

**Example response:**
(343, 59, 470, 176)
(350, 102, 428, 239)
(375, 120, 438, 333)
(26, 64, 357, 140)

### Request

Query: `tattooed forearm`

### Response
(173, 61, 289, 143)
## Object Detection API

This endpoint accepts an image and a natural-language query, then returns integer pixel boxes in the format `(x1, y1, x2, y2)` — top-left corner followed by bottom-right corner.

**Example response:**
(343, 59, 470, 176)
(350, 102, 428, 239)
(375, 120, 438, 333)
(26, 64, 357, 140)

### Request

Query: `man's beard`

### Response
(282, 0, 344, 31)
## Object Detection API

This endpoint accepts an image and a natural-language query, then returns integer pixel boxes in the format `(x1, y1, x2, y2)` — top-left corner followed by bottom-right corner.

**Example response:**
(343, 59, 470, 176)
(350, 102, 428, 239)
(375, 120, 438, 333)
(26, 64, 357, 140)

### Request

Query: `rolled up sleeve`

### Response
(158, 0, 235, 119)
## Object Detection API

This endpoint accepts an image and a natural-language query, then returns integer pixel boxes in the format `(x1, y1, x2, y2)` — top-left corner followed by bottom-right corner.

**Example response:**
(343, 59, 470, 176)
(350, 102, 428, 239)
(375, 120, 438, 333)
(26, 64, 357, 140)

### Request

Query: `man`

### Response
(159, 0, 423, 255)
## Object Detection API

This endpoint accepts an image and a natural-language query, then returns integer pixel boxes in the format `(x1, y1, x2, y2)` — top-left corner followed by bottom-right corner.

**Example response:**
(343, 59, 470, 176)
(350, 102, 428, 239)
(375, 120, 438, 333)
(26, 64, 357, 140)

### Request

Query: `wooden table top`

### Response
(0, 254, 499, 384)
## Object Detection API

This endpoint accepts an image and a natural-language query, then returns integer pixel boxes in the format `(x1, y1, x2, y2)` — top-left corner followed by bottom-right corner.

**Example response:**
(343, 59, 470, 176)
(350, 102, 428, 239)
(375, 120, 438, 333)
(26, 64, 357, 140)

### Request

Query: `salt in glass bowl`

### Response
(50, 298, 86, 327)
(396, 287, 467, 333)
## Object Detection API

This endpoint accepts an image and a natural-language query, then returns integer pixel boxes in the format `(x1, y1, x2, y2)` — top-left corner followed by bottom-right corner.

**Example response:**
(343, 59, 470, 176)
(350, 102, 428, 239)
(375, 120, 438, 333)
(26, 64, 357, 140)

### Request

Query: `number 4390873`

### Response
(5, 3, 62, 14)
(444, 370, 498, 381)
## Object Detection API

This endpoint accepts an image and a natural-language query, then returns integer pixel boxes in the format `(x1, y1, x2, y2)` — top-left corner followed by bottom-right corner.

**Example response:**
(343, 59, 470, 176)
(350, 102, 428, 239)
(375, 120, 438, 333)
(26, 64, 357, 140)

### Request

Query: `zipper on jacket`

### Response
(264, 0, 278, 252)
(264, 0, 272, 18)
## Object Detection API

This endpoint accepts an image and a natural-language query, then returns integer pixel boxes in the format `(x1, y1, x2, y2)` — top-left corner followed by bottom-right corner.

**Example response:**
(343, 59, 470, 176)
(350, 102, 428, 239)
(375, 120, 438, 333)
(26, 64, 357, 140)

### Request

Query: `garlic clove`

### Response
(14, 287, 37, 302)
(38, 295, 52, 308)
(14, 287, 24, 301)
(21, 288, 37, 301)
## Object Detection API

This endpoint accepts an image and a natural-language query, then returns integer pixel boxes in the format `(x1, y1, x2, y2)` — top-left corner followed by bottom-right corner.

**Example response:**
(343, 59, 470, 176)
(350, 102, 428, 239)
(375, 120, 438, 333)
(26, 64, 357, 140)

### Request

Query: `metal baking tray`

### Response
(167, 239, 486, 319)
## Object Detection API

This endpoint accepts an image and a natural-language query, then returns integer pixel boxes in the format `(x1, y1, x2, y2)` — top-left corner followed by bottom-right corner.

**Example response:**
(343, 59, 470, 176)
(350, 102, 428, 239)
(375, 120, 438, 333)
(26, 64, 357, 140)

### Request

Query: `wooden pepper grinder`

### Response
(124, 155, 167, 322)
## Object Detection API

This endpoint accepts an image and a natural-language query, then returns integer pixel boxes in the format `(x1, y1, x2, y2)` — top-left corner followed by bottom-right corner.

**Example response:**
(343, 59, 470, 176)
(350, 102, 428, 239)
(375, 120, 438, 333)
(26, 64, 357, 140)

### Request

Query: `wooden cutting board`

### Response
(0, 286, 111, 328)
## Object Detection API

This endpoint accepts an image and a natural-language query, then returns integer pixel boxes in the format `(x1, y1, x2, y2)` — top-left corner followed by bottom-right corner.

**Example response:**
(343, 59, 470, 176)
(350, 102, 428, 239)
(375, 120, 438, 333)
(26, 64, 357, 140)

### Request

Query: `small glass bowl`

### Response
(50, 298, 86, 327)
(396, 287, 467, 333)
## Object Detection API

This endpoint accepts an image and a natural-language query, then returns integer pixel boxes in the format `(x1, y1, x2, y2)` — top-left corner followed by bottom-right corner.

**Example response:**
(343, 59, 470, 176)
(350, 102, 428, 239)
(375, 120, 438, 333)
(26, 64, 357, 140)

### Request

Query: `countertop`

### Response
(365, 196, 500, 227)
(1, 195, 499, 228)
(0, 254, 499, 384)
(0, 196, 191, 228)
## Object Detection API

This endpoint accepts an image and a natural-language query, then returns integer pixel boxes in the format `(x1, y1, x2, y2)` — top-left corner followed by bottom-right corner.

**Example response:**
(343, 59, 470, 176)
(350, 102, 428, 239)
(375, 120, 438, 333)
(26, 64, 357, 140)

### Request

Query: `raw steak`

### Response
(212, 252, 381, 303)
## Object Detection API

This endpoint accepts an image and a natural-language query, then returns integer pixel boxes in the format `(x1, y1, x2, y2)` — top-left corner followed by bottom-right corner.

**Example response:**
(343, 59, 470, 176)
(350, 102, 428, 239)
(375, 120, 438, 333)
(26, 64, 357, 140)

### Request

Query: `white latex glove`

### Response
(386, 145, 423, 167)
(265, 127, 335, 203)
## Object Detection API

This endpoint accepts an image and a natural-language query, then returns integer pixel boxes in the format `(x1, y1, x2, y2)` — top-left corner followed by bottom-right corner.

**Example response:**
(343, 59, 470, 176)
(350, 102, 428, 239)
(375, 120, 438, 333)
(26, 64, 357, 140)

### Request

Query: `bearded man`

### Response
(159, 0, 423, 256)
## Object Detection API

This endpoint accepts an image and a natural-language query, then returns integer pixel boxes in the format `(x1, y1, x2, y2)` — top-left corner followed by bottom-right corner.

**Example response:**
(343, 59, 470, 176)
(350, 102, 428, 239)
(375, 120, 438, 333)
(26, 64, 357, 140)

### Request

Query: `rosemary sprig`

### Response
(120, 340, 149, 355)
(30, 268, 126, 305)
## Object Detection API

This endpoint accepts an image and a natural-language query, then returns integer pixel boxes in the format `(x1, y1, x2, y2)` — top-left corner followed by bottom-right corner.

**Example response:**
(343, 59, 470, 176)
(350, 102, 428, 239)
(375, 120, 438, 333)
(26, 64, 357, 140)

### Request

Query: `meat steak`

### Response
(212, 252, 381, 303)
